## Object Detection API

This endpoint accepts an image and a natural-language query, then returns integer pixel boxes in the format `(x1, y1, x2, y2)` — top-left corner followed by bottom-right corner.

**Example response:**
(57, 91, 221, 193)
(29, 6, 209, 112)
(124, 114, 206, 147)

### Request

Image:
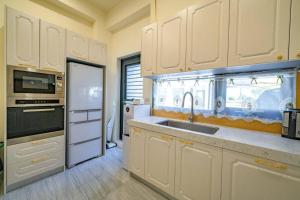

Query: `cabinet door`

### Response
(66, 30, 89, 61)
(186, 0, 229, 71)
(129, 127, 146, 178)
(40, 20, 65, 72)
(157, 9, 187, 74)
(222, 150, 300, 200)
(145, 131, 175, 195)
(88, 39, 106, 65)
(175, 139, 222, 200)
(289, 0, 300, 60)
(141, 23, 157, 76)
(228, 0, 291, 66)
(6, 7, 39, 68)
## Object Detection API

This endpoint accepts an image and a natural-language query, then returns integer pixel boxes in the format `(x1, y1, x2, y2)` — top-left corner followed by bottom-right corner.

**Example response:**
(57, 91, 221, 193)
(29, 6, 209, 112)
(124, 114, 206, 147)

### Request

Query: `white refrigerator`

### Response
(67, 62, 103, 168)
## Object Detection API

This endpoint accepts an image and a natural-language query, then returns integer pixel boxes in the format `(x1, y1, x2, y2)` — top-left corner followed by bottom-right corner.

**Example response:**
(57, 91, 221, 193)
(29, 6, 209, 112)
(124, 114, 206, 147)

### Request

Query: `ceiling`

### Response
(86, 0, 122, 12)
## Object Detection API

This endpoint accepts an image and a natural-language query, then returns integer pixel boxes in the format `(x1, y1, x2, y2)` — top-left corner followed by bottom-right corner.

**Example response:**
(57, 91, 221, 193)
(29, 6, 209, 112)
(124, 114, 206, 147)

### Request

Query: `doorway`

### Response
(119, 55, 142, 140)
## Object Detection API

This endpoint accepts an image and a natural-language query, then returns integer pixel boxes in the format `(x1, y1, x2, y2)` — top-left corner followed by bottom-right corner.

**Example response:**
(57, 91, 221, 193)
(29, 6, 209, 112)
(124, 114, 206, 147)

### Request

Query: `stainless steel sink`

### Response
(157, 120, 219, 134)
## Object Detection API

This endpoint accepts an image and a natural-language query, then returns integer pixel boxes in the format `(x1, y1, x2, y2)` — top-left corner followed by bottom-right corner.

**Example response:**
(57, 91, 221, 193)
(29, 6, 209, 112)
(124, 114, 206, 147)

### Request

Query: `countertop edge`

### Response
(128, 117, 300, 167)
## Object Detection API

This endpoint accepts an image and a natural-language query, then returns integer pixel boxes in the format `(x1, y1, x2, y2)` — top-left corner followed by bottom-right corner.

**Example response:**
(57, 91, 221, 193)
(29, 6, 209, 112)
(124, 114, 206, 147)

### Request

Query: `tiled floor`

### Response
(0, 148, 166, 200)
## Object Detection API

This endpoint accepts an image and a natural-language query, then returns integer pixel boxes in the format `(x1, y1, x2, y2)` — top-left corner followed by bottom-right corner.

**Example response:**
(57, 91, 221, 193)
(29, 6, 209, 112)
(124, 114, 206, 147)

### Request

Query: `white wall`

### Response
(108, 17, 152, 143)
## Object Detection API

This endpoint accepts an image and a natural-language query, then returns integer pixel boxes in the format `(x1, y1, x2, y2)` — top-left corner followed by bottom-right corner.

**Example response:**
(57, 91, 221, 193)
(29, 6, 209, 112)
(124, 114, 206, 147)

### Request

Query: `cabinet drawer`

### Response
(68, 121, 102, 144)
(7, 151, 64, 185)
(88, 110, 102, 120)
(7, 136, 64, 165)
(69, 111, 87, 123)
(68, 138, 102, 167)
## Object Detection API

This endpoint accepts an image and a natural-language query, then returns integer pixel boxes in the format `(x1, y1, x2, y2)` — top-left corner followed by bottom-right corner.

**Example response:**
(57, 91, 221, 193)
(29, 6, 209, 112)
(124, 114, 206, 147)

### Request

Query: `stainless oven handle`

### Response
(23, 108, 55, 113)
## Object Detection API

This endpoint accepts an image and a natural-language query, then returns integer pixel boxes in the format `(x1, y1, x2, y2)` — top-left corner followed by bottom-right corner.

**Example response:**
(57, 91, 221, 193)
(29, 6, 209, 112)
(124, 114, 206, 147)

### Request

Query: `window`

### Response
(153, 70, 296, 122)
(154, 78, 214, 112)
(125, 64, 143, 100)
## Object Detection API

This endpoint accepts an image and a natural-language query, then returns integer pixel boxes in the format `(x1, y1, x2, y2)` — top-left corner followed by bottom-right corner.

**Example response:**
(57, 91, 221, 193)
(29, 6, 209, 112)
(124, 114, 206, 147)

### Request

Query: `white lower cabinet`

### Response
(145, 131, 175, 195)
(7, 136, 65, 186)
(221, 150, 300, 200)
(129, 127, 146, 178)
(175, 139, 222, 200)
(129, 127, 300, 200)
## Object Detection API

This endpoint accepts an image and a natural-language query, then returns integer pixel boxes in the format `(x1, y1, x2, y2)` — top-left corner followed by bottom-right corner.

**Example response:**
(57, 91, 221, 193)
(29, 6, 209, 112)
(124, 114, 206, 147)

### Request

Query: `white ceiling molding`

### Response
(30, 0, 96, 26)
(106, 4, 151, 33)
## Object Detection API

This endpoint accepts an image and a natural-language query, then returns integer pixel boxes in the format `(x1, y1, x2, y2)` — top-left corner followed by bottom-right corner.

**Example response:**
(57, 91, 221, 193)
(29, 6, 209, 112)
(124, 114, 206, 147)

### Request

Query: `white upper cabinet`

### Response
(186, 0, 229, 71)
(157, 9, 187, 74)
(222, 150, 300, 200)
(175, 139, 222, 200)
(130, 128, 146, 178)
(6, 7, 39, 68)
(88, 39, 106, 65)
(66, 30, 89, 61)
(228, 0, 291, 66)
(289, 0, 300, 60)
(40, 20, 65, 72)
(141, 23, 157, 76)
(145, 131, 175, 195)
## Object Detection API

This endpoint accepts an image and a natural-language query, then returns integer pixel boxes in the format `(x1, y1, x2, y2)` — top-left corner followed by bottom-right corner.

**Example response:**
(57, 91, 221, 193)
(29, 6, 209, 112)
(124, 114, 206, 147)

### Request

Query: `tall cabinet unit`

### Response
(6, 7, 39, 68)
(289, 0, 300, 60)
(40, 20, 66, 72)
(221, 150, 300, 200)
(157, 9, 187, 74)
(186, 0, 229, 71)
(145, 131, 175, 195)
(141, 23, 158, 76)
(228, 0, 291, 66)
(175, 139, 222, 200)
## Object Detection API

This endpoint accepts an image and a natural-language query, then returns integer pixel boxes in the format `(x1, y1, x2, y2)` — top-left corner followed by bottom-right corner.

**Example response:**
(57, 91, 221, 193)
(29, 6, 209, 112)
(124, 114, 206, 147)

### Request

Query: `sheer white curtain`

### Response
(153, 70, 296, 123)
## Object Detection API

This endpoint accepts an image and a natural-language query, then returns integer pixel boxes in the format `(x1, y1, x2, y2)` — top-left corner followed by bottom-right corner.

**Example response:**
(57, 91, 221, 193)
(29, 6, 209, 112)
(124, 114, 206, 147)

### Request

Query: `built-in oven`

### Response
(7, 66, 65, 145)
(7, 66, 64, 107)
(7, 105, 64, 144)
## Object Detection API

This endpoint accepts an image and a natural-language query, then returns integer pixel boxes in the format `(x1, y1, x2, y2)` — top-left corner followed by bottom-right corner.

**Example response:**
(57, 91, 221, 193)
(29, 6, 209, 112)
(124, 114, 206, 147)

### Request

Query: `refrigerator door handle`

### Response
(71, 137, 101, 145)
(70, 109, 102, 113)
(69, 119, 101, 125)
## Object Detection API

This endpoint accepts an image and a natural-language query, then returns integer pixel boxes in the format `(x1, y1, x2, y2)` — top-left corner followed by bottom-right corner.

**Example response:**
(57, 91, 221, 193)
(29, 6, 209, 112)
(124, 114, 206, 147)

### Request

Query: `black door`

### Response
(120, 55, 143, 140)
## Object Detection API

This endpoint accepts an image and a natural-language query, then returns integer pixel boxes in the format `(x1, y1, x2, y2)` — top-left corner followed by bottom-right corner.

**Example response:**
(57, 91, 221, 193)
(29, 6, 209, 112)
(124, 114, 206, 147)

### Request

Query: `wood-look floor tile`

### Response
(0, 148, 167, 200)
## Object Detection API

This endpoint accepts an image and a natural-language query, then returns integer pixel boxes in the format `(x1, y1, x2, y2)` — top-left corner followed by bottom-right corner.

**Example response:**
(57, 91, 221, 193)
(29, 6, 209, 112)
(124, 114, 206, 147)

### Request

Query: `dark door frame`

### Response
(119, 54, 141, 140)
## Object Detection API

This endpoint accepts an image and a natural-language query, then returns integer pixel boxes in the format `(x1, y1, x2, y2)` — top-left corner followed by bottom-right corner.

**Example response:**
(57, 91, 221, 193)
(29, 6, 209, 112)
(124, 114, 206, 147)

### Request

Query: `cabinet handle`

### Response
(31, 140, 46, 145)
(31, 157, 48, 164)
(179, 68, 184, 72)
(133, 128, 141, 134)
(187, 67, 191, 71)
(18, 63, 34, 68)
(160, 135, 173, 141)
(178, 139, 193, 145)
(76, 55, 87, 61)
(297, 53, 300, 58)
(277, 55, 283, 60)
(42, 67, 58, 72)
(255, 158, 288, 170)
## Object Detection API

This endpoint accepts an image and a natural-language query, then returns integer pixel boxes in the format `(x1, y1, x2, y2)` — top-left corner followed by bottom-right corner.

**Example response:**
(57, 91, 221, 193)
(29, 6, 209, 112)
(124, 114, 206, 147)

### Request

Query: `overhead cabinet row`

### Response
(141, 0, 300, 76)
(6, 7, 106, 72)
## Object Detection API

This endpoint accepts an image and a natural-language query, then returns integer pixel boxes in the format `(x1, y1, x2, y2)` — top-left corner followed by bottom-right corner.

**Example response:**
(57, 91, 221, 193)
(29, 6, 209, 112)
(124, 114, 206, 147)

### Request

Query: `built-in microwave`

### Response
(7, 66, 64, 107)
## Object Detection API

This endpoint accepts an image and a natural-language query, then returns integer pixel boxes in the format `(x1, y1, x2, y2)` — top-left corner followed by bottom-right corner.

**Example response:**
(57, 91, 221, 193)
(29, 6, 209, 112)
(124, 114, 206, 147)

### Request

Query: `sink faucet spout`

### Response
(181, 92, 194, 122)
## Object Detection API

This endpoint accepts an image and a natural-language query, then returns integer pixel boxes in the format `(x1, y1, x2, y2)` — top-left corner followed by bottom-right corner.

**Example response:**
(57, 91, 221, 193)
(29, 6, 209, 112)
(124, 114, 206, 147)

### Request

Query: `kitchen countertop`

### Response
(128, 116, 300, 167)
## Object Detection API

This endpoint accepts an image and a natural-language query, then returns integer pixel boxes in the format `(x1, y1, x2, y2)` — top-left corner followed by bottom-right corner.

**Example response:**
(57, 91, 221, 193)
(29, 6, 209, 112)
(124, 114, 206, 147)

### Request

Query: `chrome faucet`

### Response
(181, 92, 194, 122)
